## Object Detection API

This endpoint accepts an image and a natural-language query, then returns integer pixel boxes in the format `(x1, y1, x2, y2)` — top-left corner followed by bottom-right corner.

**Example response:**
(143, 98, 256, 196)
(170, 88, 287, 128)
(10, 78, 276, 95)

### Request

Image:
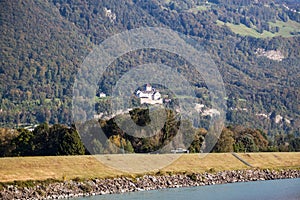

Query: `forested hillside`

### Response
(0, 0, 299, 139)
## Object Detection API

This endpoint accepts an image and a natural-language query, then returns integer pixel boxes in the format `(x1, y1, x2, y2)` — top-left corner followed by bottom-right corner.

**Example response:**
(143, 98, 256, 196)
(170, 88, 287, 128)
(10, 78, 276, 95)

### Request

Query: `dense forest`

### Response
(0, 0, 300, 143)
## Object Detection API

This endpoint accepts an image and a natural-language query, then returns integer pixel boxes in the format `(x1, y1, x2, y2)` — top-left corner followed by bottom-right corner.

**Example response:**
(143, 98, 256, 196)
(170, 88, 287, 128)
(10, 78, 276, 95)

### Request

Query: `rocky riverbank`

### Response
(1, 169, 300, 199)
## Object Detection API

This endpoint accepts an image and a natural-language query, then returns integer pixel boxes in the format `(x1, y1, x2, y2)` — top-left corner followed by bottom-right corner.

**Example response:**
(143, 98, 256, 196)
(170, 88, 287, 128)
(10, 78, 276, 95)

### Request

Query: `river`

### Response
(76, 178, 300, 200)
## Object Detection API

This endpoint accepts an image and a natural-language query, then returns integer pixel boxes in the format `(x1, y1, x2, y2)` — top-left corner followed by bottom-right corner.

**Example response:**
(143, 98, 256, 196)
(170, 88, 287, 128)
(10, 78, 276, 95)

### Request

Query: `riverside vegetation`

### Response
(0, 109, 300, 157)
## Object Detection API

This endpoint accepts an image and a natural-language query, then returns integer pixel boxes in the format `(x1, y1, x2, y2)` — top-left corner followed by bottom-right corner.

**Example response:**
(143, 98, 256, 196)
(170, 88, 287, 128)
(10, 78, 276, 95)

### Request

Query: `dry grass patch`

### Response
(237, 152, 300, 169)
(1, 153, 300, 182)
(162, 153, 249, 173)
(95, 154, 181, 174)
(0, 156, 124, 182)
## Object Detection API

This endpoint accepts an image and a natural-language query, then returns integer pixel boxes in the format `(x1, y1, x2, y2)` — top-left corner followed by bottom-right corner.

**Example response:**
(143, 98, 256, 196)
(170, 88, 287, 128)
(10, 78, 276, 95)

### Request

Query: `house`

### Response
(99, 92, 106, 98)
(136, 84, 163, 105)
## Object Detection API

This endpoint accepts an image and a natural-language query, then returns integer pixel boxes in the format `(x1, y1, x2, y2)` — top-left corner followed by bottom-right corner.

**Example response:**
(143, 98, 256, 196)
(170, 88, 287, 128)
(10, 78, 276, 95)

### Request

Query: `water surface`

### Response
(77, 178, 300, 200)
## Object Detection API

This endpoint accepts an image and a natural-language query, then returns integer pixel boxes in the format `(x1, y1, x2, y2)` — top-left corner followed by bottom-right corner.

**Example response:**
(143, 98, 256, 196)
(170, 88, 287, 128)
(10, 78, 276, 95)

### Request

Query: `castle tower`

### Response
(146, 83, 152, 92)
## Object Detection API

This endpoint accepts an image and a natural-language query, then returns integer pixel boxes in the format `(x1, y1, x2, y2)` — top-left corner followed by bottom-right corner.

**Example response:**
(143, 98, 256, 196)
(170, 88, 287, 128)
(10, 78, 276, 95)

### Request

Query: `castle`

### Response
(136, 84, 163, 105)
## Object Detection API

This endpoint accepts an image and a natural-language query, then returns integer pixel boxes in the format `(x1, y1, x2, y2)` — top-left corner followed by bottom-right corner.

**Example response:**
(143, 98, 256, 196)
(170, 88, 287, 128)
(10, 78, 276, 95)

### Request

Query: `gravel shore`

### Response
(1, 169, 299, 200)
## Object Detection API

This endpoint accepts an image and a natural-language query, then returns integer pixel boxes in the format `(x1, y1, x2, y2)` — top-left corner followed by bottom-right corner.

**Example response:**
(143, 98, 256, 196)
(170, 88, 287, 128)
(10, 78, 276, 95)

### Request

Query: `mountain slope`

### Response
(0, 0, 299, 136)
(0, 0, 160, 125)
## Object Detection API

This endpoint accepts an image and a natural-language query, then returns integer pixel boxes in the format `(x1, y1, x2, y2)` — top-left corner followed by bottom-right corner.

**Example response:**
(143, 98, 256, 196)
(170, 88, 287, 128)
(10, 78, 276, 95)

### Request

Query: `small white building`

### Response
(99, 92, 106, 98)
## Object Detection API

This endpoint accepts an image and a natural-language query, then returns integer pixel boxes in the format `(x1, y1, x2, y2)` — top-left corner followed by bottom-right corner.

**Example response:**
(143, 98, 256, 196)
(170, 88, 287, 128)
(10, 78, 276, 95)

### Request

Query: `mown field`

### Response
(0, 153, 299, 182)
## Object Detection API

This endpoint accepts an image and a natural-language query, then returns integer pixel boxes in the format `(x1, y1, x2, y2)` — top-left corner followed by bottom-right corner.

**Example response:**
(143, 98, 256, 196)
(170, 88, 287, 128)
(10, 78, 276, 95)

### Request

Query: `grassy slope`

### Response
(188, 5, 209, 13)
(269, 20, 300, 37)
(217, 19, 300, 38)
(0, 153, 300, 182)
(238, 152, 300, 169)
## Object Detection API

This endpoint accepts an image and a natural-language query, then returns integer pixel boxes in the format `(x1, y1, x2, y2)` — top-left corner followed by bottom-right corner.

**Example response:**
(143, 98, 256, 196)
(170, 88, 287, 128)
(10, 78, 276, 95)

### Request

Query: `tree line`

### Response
(0, 108, 299, 157)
